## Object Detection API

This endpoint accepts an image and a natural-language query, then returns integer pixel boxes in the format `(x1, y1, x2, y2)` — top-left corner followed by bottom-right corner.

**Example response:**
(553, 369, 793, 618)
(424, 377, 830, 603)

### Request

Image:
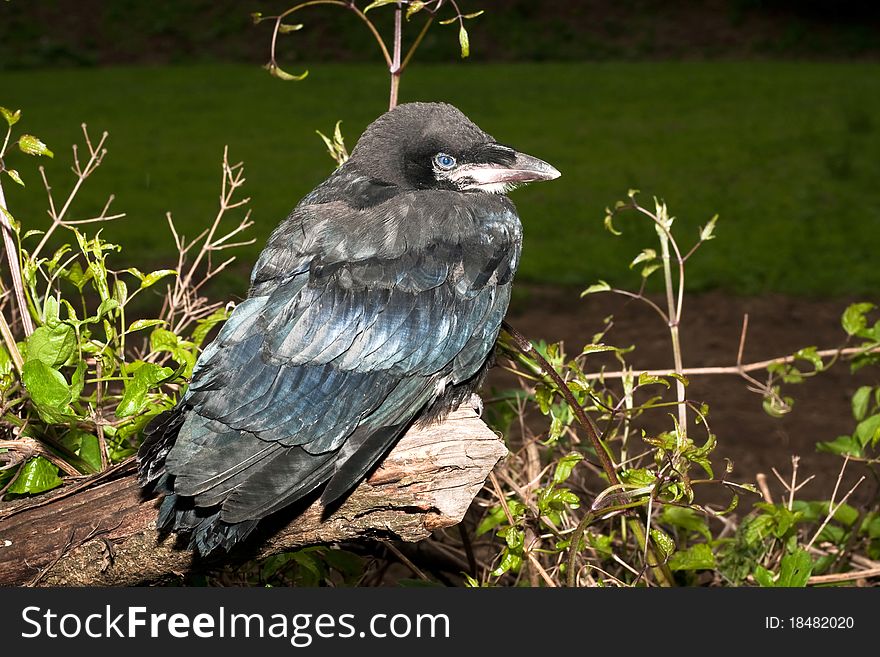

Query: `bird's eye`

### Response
(433, 153, 456, 170)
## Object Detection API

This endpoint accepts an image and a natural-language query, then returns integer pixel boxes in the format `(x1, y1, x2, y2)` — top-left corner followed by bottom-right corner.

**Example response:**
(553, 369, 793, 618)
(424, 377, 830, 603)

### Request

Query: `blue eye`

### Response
(434, 153, 456, 170)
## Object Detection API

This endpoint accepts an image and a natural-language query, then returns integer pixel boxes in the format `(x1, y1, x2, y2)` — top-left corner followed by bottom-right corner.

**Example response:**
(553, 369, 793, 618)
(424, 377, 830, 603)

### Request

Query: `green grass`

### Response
(3, 61, 879, 298)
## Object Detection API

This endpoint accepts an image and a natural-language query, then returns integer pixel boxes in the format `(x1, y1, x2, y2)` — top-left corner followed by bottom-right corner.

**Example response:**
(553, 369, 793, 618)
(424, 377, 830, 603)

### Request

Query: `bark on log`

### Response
(0, 404, 506, 586)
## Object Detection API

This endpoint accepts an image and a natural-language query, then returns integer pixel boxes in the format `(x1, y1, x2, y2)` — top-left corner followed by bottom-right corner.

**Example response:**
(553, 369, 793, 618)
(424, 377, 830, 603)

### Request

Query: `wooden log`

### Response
(0, 404, 506, 586)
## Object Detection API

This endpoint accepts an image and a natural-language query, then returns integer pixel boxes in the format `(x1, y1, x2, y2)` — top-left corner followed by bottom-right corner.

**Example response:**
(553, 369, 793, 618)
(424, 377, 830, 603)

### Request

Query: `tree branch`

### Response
(0, 403, 505, 586)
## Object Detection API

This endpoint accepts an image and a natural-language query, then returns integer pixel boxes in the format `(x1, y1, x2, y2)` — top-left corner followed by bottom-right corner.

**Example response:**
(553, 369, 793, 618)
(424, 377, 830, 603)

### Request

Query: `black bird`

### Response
(137, 102, 560, 554)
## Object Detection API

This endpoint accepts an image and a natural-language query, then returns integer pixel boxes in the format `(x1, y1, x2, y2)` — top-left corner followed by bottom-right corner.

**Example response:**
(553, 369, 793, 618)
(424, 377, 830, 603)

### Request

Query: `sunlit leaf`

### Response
(363, 0, 397, 12)
(127, 319, 166, 334)
(278, 23, 304, 33)
(553, 453, 583, 484)
(581, 280, 611, 297)
(0, 106, 21, 127)
(5, 169, 24, 186)
(650, 529, 675, 561)
(699, 214, 719, 241)
(264, 63, 309, 81)
(842, 302, 874, 336)
(852, 386, 872, 421)
(776, 549, 812, 587)
(116, 362, 175, 418)
(26, 325, 76, 368)
(191, 307, 229, 347)
(7, 456, 62, 495)
(18, 134, 54, 158)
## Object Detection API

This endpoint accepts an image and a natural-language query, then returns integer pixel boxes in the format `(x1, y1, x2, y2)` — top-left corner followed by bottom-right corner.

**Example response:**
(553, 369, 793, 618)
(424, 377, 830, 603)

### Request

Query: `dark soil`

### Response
(492, 286, 878, 507)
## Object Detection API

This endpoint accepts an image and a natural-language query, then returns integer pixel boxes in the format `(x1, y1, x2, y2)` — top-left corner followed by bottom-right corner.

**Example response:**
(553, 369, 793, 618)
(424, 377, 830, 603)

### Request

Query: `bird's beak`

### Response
(492, 151, 562, 184)
(448, 149, 561, 192)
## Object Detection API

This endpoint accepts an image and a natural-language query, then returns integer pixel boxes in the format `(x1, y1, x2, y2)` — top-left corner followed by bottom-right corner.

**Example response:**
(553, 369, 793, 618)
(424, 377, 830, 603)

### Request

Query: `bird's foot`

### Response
(468, 393, 484, 418)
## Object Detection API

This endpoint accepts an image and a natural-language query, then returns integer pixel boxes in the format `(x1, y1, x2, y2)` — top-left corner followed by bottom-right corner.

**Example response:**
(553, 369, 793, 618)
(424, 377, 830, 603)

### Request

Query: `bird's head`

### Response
(347, 102, 560, 194)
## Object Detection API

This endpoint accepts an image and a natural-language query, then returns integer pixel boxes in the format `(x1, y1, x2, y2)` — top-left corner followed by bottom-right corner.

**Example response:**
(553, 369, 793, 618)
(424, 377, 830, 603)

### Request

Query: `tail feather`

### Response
(137, 408, 186, 486)
(157, 491, 259, 554)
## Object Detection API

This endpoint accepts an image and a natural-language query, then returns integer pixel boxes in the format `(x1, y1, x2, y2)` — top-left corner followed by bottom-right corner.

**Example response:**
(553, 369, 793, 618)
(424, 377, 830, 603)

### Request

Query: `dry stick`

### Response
(388, 3, 403, 110)
(31, 126, 110, 261)
(93, 360, 108, 471)
(502, 321, 674, 587)
(755, 473, 774, 504)
(0, 182, 34, 336)
(576, 345, 880, 382)
(807, 566, 880, 585)
(0, 311, 23, 374)
(380, 538, 431, 583)
(806, 457, 865, 552)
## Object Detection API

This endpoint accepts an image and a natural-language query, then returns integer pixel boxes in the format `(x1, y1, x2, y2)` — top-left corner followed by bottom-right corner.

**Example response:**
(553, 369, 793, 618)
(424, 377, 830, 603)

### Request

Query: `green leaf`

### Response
(363, 0, 398, 12)
(126, 319, 166, 334)
(816, 434, 862, 457)
(69, 360, 86, 401)
(462, 10, 485, 19)
(776, 549, 812, 587)
(699, 214, 719, 241)
(855, 414, 880, 448)
(140, 269, 177, 288)
(65, 261, 93, 291)
(458, 25, 470, 58)
(191, 307, 229, 347)
(660, 506, 712, 540)
(603, 214, 622, 236)
(7, 456, 62, 495)
(475, 505, 508, 537)
(278, 23, 304, 33)
(21, 360, 72, 421)
(60, 429, 102, 473)
(580, 343, 615, 356)
(491, 550, 522, 576)
(116, 363, 175, 418)
(43, 296, 61, 327)
(753, 564, 776, 587)
(150, 328, 179, 352)
(794, 346, 824, 372)
(406, 1, 425, 18)
(629, 248, 656, 269)
(18, 134, 54, 158)
(553, 453, 583, 484)
(5, 169, 24, 186)
(503, 527, 525, 550)
(95, 298, 119, 320)
(619, 468, 657, 487)
(668, 543, 716, 571)
(581, 280, 611, 297)
(113, 279, 128, 306)
(25, 325, 76, 368)
(0, 106, 21, 126)
(842, 302, 874, 336)
(263, 63, 308, 81)
(638, 372, 670, 388)
(852, 386, 872, 421)
(650, 529, 676, 561)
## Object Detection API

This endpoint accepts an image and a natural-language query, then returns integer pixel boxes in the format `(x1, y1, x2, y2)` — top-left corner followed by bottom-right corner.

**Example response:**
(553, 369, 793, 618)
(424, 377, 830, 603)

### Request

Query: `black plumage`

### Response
(137, 102, 560, 554)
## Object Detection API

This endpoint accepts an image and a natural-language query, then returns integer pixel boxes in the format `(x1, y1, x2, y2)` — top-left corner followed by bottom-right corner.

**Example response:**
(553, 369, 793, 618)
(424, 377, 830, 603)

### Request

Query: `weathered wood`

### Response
(0, 404, 506, 586)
